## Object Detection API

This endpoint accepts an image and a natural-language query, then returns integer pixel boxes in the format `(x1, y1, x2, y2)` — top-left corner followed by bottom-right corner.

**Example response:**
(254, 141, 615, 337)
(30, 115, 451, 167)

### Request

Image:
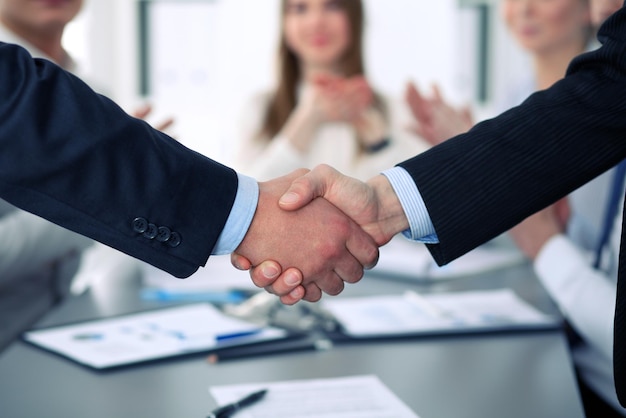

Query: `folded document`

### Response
(322, 289, 560, 338)
(23, 303, 293, 369)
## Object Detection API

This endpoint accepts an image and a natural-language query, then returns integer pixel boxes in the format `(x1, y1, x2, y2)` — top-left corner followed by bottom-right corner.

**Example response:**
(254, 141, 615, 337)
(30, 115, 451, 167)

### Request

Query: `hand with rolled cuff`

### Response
(232, 164, 408, 304)
(233, 168, 380, 303)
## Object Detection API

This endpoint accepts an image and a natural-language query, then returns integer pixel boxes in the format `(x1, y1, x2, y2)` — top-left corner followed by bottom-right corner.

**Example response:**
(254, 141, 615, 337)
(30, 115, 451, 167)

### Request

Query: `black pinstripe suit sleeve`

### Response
(0, 43, 238, 278)
(398, 6, 626, 266)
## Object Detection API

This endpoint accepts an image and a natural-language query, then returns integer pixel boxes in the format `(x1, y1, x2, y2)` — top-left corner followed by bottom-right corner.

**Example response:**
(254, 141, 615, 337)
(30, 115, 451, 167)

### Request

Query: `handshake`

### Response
(231, 165, 411, 306)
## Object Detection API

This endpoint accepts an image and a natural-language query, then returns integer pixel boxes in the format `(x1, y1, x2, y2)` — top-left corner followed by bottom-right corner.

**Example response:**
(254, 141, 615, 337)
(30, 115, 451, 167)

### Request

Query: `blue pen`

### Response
(215, 329, 263, 342)
(167, 328, 262, 343)
(140, 288, 249, 304)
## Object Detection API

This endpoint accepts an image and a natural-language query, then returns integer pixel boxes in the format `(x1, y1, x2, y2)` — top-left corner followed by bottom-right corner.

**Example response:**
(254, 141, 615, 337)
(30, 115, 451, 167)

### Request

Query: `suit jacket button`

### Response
(132, 217, 148, 233)
(143, 223, 158, 239)
(168, 232, 181, 248)
(156, 226, 171, 242)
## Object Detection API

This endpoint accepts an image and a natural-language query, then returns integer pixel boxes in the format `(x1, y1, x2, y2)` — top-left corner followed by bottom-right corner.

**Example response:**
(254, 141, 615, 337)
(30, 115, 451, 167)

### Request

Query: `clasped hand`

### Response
(233, 165, 409, 305)
(306, 73, 373, 123)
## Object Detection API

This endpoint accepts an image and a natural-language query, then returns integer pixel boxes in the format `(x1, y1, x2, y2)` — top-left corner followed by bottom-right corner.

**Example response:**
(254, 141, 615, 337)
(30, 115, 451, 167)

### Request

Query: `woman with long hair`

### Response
(233, 0, 427, 181)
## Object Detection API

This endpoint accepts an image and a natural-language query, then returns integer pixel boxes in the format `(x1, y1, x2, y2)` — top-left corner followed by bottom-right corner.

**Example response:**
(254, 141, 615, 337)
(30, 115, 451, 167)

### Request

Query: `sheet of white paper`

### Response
(209, 375, 420, 418)
(142, 255, 258, 291)
(23, 304, 287, 369)
(322, 289, 558, 337)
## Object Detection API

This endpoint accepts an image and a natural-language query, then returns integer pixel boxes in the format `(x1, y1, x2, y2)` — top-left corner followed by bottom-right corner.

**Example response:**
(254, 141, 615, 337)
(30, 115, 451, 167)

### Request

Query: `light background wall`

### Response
(63, 0, 530, 164)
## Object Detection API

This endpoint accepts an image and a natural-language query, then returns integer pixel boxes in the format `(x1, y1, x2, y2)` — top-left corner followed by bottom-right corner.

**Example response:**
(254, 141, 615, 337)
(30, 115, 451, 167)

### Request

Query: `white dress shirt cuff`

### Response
(534, 234, 593, 292)
(382, 167, 438, 243)
(534, 234, 615, 362)
(212, 173, 259, 255)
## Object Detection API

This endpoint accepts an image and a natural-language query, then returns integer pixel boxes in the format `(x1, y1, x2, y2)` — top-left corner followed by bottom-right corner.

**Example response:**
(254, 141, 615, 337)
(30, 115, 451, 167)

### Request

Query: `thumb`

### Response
(279, 164, 335, 211)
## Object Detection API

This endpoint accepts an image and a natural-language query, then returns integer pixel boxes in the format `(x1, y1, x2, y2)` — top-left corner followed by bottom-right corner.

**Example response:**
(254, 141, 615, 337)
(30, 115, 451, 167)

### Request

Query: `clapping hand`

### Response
(405, 81, 473, 146)
(311, 74, 373, 123)
(508, 198, 570, 260)
(132, 103, 175, 133)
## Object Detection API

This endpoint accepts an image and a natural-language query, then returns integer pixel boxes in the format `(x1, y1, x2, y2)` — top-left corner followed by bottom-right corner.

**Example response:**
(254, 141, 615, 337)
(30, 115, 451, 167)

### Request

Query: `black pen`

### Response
(207, 389, 268, 418)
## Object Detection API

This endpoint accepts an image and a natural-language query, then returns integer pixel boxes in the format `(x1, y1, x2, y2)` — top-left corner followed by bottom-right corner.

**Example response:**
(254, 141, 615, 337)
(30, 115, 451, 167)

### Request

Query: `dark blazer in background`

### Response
(398, 6, 626, 405)
(0, 42, 238, 278)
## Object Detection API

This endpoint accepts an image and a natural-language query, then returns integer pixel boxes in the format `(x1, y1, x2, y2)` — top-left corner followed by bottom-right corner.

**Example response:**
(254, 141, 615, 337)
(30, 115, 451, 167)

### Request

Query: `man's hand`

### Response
(234, 169, 380, 303)
(233, 165, 408, 304)
(279, 165, 408, 245)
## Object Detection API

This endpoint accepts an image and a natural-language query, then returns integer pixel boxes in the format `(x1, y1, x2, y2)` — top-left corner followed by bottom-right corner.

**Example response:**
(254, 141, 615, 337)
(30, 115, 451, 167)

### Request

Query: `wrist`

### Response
(367, 174, 409, 243)
(355, 108, 389, 151)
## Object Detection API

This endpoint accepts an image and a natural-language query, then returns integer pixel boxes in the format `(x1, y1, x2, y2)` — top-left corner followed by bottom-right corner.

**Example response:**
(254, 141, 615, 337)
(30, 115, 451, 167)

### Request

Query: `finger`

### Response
(279, 286, 306, 305)
(263, 268, 303, 296)
(248, 261, 282, 288)
(155, 117, 175, 132)
(302, 282, 322, 303)
(405, 81, 418, 102)
(405, 82, 431, 123)
(132, 104, 152, 120)
(323, 273, 345, 296)
(305, 268, 345, 297)
(331, 253, 365, 285)
(345, 223, 380, 270)
(431, 84, 443, 103)
(230, 253, 252, 270)
(279, 164, 338, 210)
(405, 81, 420, 109)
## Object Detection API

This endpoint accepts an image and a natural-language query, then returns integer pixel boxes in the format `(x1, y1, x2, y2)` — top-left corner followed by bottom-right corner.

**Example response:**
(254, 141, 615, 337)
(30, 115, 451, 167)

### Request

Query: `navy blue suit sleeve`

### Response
(0, 43, 239, 278)
(398, 6, 626, 266)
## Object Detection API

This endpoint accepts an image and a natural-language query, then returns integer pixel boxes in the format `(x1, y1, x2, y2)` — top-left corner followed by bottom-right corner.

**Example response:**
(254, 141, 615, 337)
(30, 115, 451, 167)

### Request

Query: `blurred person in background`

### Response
(406, 0, 593, 143)
(232, 0, 428, 182)
(0, 0, 170, 350)
(406, 0, 625, 415)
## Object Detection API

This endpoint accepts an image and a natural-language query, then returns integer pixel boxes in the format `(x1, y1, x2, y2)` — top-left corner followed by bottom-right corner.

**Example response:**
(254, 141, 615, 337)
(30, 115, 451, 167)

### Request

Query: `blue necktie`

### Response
(594, 160, 626, 269)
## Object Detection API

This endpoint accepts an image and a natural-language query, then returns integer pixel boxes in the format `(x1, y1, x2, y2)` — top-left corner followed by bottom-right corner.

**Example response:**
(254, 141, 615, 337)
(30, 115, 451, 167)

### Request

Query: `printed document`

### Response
(322, 289, 558, 337)
(209, 375, 420, 418)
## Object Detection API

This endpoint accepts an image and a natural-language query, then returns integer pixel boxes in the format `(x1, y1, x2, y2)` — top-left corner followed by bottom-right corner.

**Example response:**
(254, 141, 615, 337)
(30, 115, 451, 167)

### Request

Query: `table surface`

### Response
(0, 261, 585, 418)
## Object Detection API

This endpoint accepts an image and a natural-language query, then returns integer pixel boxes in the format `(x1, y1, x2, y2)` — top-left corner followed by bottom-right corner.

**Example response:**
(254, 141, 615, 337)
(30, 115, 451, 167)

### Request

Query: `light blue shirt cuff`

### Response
(381, 167, 439, 244)
(212, 173, 259, 255)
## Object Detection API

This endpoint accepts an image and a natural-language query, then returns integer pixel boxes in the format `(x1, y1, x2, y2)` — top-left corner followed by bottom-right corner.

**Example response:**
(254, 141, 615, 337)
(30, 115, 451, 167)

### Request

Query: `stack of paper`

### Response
(322, 289, 559, 338)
